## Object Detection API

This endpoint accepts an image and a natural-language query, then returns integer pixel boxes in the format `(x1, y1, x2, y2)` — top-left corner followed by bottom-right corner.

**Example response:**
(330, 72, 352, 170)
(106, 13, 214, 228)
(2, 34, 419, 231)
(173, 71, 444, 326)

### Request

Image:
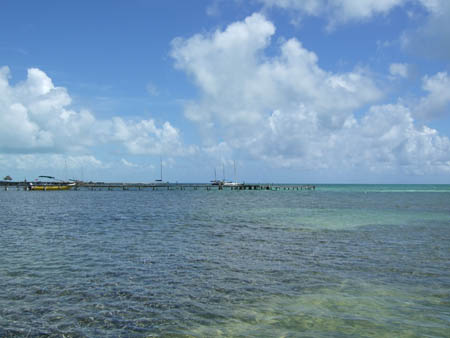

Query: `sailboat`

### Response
(154, 157, 167, 184)
(211, 168, 221, 185)
(223, 161, 242, 187)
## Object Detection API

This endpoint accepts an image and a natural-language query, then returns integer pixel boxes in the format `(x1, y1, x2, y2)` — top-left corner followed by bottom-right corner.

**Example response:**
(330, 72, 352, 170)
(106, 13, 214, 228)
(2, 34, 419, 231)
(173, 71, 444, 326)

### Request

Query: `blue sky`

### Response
(1, 0, 449, 183)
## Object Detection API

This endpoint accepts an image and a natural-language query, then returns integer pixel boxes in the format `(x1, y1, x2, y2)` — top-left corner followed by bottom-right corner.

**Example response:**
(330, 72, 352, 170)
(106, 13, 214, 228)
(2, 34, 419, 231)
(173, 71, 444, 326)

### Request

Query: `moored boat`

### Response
(223, 181, 243, 187)
(222, 161, 242, 187)
(29, 182, 76, 190)
(28, 176, 76, 191)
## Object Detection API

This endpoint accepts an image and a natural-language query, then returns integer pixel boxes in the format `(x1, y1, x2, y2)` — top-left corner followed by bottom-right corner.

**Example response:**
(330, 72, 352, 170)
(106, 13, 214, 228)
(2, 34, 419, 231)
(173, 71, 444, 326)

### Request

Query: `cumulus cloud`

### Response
(172, 13, 450, 175)
(109, 117, 197, 156)
(0, 66, 95, 153)
(251, 103, 450, 174)
(0, 66, 193, 158)
(172, 13, 381, 129)
(413, 72, 450, 120)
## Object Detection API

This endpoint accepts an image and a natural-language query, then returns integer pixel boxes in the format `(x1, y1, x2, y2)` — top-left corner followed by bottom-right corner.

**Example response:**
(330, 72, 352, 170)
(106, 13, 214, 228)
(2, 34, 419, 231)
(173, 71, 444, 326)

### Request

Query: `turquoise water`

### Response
(0, 185, 449, 336)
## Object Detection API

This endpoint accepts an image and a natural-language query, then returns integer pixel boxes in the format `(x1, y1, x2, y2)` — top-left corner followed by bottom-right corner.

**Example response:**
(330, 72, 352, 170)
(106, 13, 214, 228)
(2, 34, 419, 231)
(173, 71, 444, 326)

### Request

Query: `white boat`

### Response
(222, 161, 242, 186)
(223, 181, 242, 187)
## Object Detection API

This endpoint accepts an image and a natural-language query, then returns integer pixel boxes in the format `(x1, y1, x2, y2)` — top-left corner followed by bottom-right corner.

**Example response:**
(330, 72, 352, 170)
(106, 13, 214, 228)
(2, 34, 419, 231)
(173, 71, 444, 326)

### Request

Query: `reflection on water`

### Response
(0, 186, 449, 336)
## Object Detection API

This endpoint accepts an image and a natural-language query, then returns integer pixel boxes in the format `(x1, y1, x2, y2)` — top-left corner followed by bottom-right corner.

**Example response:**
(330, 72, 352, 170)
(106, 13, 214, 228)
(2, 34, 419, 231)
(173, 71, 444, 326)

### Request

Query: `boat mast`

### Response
(155, 156, 163, 182)
(64, 159, 68, 182)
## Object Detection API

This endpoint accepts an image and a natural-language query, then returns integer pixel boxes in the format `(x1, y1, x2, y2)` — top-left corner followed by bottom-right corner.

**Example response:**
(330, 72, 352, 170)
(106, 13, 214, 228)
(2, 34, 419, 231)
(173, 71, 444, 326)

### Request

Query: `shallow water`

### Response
(0, 186, 449, 337)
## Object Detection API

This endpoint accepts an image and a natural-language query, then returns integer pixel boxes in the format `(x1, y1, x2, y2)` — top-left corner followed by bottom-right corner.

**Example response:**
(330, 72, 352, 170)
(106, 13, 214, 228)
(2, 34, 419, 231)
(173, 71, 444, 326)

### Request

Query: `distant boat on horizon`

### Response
(211, 168, 221, 185)
(155, 157, 168, 183)
(224, 160, 243, 186)
(212, 161, 243, 186)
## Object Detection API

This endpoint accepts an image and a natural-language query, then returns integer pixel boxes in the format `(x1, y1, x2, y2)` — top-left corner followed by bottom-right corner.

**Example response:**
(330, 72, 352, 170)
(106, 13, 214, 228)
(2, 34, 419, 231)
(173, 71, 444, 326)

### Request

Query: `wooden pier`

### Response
(1, 181, 316, 192)
(77, 183, 316, 191)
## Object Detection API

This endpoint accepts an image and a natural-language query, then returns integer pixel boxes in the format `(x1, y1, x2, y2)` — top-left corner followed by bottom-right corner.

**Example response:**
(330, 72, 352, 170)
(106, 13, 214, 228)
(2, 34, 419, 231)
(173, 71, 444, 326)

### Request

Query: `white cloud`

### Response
(257, 0, 450, 56)
(413, 72, 450, 120)
(109, 117, 197, 156)
(353, 104, 450, 174)
(244, 102, 450, 174)
(0, 154, 106, 171)
(121, 158, 139, 168)
(0, 66, 98, 153)
(389, 63, 409, 78)
(172, 13, 381, 129)
(172, 13, 450, 175)
(0, 66, 193, 159)
(202, 141, 234, 165)
(264, 0, 445, 59)
(258, 0, 407, 29)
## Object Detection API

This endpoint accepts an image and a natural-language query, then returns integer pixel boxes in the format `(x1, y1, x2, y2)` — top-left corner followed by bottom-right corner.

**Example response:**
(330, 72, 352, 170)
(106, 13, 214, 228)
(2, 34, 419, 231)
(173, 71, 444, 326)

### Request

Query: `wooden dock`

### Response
(1, 181, 316, 191)
(77, 183, 316, 191)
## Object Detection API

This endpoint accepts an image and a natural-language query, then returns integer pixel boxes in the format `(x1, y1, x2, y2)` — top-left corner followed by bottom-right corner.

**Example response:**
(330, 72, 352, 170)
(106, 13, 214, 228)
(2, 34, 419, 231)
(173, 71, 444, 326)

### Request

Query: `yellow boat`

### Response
(30, 183, 76, 191)
(29, 176, 76, 191)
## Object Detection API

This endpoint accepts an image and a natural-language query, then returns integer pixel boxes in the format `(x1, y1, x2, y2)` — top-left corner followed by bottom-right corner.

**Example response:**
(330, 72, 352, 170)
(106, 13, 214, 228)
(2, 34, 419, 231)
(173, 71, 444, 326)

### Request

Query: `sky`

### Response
(1, 0, 449, 183)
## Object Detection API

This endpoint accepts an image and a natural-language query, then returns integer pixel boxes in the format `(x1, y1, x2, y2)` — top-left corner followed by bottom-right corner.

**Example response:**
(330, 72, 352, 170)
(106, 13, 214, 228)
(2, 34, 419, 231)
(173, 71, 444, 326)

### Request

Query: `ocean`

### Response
(0, 185, 449, 337)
